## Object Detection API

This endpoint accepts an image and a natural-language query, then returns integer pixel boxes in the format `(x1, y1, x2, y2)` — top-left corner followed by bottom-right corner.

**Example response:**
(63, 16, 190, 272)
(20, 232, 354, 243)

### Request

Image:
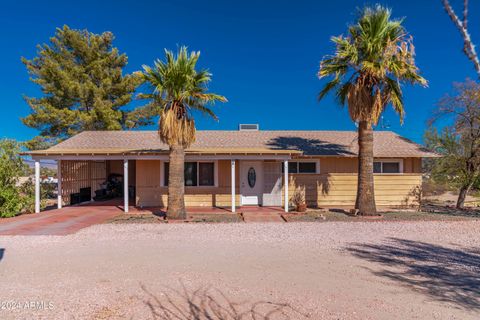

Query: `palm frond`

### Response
(317, 5, 426, 124)
(318, 78, 340, 101)
(138, 46, 226, 147)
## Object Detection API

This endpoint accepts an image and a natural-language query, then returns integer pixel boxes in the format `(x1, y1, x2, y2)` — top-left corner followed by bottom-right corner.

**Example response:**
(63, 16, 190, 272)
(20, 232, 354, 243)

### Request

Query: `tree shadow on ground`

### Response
(347, 238, 480, 310)
(138, 283, 310, 319)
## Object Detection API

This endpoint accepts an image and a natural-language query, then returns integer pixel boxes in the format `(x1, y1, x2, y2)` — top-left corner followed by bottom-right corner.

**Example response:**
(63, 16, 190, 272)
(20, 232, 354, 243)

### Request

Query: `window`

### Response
(288, 162, 297, 173)
(373, 160, 402, 174)
(299, 162, 317, 173)
(184, 162, 197, 186)
(164, 162, 215, 186)
(282, 161, 318, 174)
(199, 162, 214, 186)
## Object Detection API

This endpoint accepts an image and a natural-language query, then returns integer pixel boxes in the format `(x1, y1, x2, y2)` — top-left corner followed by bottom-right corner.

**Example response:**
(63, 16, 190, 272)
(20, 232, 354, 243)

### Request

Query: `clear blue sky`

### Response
(1, 0, 479, 144)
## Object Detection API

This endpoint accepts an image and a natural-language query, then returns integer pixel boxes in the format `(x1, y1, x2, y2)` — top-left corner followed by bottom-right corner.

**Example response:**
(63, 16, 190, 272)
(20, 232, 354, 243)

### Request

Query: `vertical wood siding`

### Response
(60, 160, 106, 205)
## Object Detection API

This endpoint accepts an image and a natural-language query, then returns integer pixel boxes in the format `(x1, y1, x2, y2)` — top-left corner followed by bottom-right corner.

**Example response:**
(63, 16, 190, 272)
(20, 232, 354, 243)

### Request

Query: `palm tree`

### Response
(317, 5, 427, 215)
(140, 47, 227, 219)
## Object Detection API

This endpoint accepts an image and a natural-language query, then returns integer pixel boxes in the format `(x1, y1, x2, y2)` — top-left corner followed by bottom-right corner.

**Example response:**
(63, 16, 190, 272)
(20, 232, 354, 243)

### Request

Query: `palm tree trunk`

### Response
(167, 144, 187, 219)
(456, 183, 473, 209)
(355, 120, 377, 215)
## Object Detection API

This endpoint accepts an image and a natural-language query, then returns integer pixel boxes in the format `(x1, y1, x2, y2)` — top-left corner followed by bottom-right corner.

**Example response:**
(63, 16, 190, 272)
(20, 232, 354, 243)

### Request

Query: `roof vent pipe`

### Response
(238, 124, 259, 131)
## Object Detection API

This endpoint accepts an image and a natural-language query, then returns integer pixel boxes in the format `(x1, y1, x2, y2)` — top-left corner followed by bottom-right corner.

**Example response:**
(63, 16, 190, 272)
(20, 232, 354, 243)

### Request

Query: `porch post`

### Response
(124, 159, 129, 213)
(35, 160, 40, 213)
(231, 159, 236, 213)
(57, 160, 62, 209)
(284, 160, 289, 213)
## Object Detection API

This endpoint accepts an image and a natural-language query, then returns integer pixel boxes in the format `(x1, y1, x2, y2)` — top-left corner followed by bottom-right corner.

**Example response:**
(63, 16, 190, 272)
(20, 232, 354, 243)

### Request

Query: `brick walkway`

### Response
(0, 202, 288, 235)
(241, 207, 286, 223)
(0, 203, 122, 236)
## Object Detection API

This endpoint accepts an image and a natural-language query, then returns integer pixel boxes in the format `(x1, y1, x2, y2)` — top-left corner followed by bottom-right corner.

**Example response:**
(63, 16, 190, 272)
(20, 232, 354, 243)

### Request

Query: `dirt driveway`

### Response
(0, 221, 479, 319)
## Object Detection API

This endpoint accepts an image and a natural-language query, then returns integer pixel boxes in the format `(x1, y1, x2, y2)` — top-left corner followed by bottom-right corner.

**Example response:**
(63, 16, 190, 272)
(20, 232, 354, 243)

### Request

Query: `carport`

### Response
(28, 152, 140, 214)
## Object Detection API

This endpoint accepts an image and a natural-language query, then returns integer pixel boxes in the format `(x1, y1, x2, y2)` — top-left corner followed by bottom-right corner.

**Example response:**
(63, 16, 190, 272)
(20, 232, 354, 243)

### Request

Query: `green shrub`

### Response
(0, 139, 41, 218)
(0, 186, 23, 217)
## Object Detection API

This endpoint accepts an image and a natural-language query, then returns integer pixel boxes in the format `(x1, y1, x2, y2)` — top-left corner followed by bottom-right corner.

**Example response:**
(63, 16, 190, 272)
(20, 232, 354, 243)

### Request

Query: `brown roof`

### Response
(29, 130, 438, 158)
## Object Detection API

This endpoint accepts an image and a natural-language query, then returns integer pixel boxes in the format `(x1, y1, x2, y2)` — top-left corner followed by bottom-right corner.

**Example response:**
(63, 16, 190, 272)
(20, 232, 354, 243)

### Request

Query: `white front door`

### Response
(240, 161, 263, 205)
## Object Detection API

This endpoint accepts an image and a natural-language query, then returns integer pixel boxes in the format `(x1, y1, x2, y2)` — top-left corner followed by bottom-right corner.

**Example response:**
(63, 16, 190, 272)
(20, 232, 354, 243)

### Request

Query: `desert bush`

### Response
(290, 185, 306, 207)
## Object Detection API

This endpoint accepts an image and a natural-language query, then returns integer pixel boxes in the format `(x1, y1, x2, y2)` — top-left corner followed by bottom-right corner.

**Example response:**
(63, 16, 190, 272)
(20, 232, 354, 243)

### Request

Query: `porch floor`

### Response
(122, 203, 286, 223)
(126, 204, 285, 215)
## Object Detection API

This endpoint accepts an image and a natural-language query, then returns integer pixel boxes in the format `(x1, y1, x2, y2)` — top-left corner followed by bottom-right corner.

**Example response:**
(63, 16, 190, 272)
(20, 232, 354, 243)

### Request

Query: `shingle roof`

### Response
(29, 130, 437, 158)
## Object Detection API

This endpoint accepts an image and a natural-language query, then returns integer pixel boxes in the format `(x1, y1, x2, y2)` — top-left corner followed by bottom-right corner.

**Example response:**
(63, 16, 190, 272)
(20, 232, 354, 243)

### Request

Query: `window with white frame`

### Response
(373, 160, 403, 174)
(164, 161, 216, 186)
(282, 160, 319, 174)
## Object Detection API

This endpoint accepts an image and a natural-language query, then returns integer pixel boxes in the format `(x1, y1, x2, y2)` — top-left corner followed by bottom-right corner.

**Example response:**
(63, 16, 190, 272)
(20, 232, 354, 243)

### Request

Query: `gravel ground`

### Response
(0, 221, 479, 319)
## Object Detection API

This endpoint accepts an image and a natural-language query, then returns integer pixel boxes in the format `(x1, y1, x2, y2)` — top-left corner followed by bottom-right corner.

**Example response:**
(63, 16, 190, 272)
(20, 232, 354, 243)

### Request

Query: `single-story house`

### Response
(27, 125, 437, 213)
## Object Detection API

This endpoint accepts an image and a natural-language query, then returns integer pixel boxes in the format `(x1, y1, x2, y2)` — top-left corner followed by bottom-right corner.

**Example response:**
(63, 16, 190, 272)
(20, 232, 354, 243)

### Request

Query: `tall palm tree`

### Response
(317, 5, 427, 215)
(140, 47, 226, 219)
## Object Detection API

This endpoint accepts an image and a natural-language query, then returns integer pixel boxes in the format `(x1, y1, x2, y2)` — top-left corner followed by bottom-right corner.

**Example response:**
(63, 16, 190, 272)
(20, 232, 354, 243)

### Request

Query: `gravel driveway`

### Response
(0, 221, 479, 319)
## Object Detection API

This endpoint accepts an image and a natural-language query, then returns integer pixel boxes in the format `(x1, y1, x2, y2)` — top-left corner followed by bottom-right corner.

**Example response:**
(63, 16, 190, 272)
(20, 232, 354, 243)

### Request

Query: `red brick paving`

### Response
(242, 212, 285, 222)
(0, 202, 287, 235)
(241, 207, 286, 223)
(0, 203, 122, 236)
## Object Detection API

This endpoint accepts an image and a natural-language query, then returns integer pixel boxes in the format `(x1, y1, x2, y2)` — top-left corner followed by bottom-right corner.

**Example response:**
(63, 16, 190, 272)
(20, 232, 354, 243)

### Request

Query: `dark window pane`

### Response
(199, 162, 214, 186)
(298, 162, 316, 173)
(373, 162, 381, 173)
(288, 162, 298, 173)
(184, 162, 197, 186)
(164, 162, 169, 186)
(247, 167, 256, 188)
(382, 162, 400, 173)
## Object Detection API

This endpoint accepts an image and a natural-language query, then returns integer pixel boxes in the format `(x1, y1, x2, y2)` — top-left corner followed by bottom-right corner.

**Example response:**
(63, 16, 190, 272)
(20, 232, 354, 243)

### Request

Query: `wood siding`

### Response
(135, 160, 240, 207)
(60, 160, 106, 205)
(316, 157, 422, 174)
(285, 173, 422, 208)
(135, 157, 422, 208)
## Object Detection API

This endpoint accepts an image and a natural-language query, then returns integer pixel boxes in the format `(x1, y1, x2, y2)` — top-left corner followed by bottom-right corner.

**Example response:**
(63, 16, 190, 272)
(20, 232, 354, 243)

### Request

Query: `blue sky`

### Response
(0, 0, 479, 144)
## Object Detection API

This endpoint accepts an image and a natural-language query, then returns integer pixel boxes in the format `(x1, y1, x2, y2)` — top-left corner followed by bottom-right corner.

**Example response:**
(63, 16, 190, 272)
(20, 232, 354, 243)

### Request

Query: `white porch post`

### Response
(124, 159, 129, 213)
(35, 160, 40, 213)
(284, 160, 289, 213)
(231, 160, 236, 213)
(57, 160, 62, 209)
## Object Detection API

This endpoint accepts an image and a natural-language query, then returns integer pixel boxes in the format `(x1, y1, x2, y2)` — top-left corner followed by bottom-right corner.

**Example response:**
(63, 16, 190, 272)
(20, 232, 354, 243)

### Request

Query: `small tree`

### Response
(22, 25, 145, 149)
(426, 80, 480, 208)
(0, 140, 30, 217)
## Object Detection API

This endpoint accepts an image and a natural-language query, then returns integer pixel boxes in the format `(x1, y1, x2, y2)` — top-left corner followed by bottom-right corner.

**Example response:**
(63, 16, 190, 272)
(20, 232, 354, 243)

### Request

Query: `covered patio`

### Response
(29, 153, 298, 215)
